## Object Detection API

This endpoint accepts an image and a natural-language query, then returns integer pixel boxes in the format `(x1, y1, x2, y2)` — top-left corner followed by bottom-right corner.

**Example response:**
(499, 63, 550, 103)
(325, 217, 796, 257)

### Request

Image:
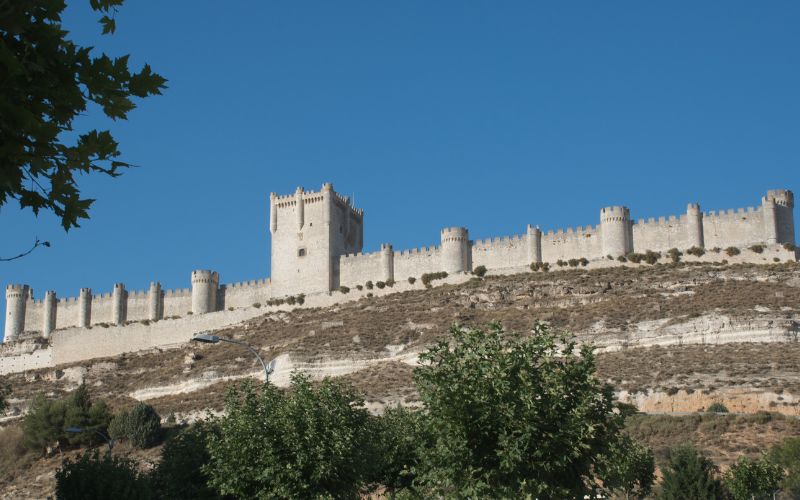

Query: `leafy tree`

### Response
(108, 403, 161, 449)
(23, 384, 111, 453)
(723, 456, 783, 500)
(410, 322, 624, 498)
(55, 450, 153, 500)
(0, 383, 10, 413)
(1, 0, 166, 230)
(153, 423, 220, 500)
(369, 405, 428, 493)
(768, 437, 800, 496)
(658, 444, 724, 500)
(204, 375, 373, 499)
(598, 434, 656, 499)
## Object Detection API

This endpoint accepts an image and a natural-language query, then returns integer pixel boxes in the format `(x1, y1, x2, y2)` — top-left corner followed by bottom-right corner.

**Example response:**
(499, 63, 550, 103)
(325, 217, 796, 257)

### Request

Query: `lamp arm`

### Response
(219, 338, 270, 382)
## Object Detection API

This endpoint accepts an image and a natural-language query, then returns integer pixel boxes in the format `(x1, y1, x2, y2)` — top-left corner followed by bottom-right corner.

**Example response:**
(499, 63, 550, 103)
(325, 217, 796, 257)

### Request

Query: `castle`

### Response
(3, 184, 796, 352)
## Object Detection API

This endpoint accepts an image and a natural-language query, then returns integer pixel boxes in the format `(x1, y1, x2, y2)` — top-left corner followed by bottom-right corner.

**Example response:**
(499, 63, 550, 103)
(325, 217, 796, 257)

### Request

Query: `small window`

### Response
(298, 248, 306, 257)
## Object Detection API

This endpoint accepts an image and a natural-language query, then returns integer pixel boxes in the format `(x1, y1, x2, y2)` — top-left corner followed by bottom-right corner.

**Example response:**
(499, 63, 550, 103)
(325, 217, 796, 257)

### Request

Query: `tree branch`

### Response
(0, 238, 51, 262)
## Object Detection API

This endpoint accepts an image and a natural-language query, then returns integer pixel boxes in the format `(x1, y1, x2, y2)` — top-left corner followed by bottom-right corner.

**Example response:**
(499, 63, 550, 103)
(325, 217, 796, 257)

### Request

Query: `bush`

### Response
(420, 272, 447, 287)
(376, 281, 386, 289)
(556, 259, 566, 267)
(252, 302, 261, 308)
(568, 258, 579, 267)
(725, 246, 740, 256)
(768, 437, 800, 496)
(153, 424, 219, 500)
(530, 262, 549, 272)
(412, 322, 626, 498)
(23, 384, 111, 453)
(686, 246, 705, 257)
(472, 265, 487, 277)
(749, 244, 765, 254)
(55, 450, 153, 500)
(784, 243, 796, 252)
(626, 252, 644, 264)
(385, 278, 395, 287)
(109, 403, 162, 449)
(407, 277, 416, 284)
(617, 255, 627, 262)
(597, 434, 655, 499)
(296, 294, 305, 305)
(643, 250, 661, 265)
(338, 286, 350, 294)
(356, 284, 363, 291)
(369, 406, 427, 492)
(365, 281, 374, 290)
(667, 248, 682, 263)
(579, 257, 589, 267)
(707, 402, 729, 413)
(722, 456, 784, 500)
(658, 445, 723, 499)
(205, 375, 372, 499)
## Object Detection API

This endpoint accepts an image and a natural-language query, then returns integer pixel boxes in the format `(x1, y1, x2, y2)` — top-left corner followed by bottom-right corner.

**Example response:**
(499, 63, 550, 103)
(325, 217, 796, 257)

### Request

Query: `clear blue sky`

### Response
(2, 2, 799, 336)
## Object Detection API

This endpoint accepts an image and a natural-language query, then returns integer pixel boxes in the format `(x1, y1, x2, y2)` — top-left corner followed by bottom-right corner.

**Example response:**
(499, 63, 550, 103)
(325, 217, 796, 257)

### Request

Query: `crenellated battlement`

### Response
(3, 186, 796, 346)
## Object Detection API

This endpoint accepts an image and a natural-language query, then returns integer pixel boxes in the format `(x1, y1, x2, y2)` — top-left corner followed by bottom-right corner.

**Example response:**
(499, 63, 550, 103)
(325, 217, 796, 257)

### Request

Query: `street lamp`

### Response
(65, 427, 114, 453)
(191, 333, 275, 382)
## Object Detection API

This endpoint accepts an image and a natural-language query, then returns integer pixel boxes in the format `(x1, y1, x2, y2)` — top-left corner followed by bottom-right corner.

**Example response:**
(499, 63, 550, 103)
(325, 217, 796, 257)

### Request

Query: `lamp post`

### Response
(65, 427, 114, 454)
(191, 333, 274, 383)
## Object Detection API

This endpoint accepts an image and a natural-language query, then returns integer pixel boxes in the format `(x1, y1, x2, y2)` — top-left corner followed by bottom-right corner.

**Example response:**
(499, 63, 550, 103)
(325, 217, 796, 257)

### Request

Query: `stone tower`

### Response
(4, 284, 29, 341)
(686, 203, 704, 248)
(440, 227, 470, 273)
(600, 206, 632, 257)
(191, 270, 219, 314)
(269, 183, 364, 295)
(763, 190, 795, 245)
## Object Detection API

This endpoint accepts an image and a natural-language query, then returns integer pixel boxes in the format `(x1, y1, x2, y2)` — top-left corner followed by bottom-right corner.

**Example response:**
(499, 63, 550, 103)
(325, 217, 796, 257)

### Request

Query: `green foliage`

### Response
(627, 252, 644, 264)
(411, 322, 623, 498)
(557, 259, 566, 267)
(153, 423, 220, 500)
(722, 455, 783, 500)
(23, 384, 111, 453)
(725, 246, 741, 256)
(784, 243, 796, 252)
(205, 375, 373, 499)
(376, 281, 386, 289)
(644, 250, 661, 264)
(369, 406, 427, 492)
(55, 450, 153, 500)
(617, 255, 627, 262)
(658, 444, 724, 500)
(707, 402, 729, 413)
(0, 384, 10, 413)
(749, 244, 765, 254)
(768, 437, 800, 496)
(407, 277, 416, 284)
(386, 278, 395, 287)
(339, 286, 350, 294)
(420, 271, 447, 287)
(579, 257, 589, 266)
(266, 294, 305, 307)
(0, 0, 166, 230)
(472, 265, 487, 277)
(686, 246, 706, 257)
(597, 433, 656, 499)
(667, 247, 683, 263)
(530, 261, 550, 272)
(366, 280, 374, 289)
(568, 258, 580, 267)
(109, 403, 161, 449)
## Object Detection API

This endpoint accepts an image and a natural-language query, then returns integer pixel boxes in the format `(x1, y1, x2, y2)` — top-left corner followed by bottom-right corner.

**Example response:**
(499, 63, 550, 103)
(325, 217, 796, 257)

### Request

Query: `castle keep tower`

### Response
(600, 206, 632, 257)
(148, 282, 163, 321)
(440, 227, 470, 273)
(380, 244, 394, 282)
(269, 183, 364, 295)
(191, 270, 219, 314)
(78, 288, 92, 328)
(112, 283, 127, 325)
(4, 284, 29, 341)
(526, 225, 543, 264)
(686, 203, 704, 248)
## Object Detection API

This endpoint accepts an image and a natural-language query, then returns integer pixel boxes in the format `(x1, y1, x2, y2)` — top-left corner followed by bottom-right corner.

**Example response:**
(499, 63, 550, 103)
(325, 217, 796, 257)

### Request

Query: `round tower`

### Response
(79, 288, 92, 328)
(4, 284, 30, 342)
(526, 225, 542, 264)
(191, 270, 219, 314)
(148, 282, 163, 321)
(322, 182, 333, 225)
(269, 192, 278, 234)
(686, 203, 704, 248)
(295, 186, 305, 231)
(600, 206, 632, 257)
(380, 243, 394, 282)
(42, 291, 57, 338)
(440, 227, 470, 274)
(112, 283, 127, 325)
(765, 189, 795, 245)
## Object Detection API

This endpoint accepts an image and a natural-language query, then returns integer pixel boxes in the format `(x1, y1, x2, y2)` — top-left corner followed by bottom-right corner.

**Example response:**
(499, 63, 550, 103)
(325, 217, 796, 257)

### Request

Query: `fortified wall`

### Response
(2, 185, 796, 372)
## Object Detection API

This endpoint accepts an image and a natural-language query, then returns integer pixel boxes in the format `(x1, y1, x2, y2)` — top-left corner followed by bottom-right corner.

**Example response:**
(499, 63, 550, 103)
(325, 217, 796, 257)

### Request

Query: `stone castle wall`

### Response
(2, 185, 796, 369)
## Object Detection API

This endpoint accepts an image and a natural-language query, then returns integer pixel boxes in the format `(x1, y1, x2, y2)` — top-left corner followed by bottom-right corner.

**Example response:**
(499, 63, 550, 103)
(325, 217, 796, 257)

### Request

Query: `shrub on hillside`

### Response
(707, 402, 729, 413)
(153, 423, 219, 500)
(568, 258, 579, 267)
(722, 456, 784, 500)
(667, 248, 682, 263)
(644, 250, 661, 265)
(556, 259, 566, 267)
(356, 284, 363, 291)
(725, 246, 741, 257)
(784, 243, 796, 252)
(385, 278, 395, 287)
(407, 277, 416, 284)
(55, 450, 153, 500)
(768, 437, 800, 496)
(472, 265, 487, 277)
(530, 262, 549, 272)
(749, 244, 765, 254)
(339, 286, 350, 294)
(686, 246, 705, 257)
(617, 255, 627, 262)
(420, 272, 447, 287)
(626, 253, 644, 264)
(109, 403, 162, 449)
(658, 444, 723, 499)
(365, 281, 374, 290)
(579, 257, 589, 267)
(376, 281, 386, 289)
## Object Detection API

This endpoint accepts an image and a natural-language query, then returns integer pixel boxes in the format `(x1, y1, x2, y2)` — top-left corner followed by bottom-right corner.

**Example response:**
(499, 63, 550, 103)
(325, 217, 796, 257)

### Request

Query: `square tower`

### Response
(269, 183, 364, 296)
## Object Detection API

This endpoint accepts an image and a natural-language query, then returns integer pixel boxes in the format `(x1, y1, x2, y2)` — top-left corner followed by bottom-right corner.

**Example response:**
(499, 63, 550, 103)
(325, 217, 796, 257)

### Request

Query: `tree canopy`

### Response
(0, 0, 166, 230)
